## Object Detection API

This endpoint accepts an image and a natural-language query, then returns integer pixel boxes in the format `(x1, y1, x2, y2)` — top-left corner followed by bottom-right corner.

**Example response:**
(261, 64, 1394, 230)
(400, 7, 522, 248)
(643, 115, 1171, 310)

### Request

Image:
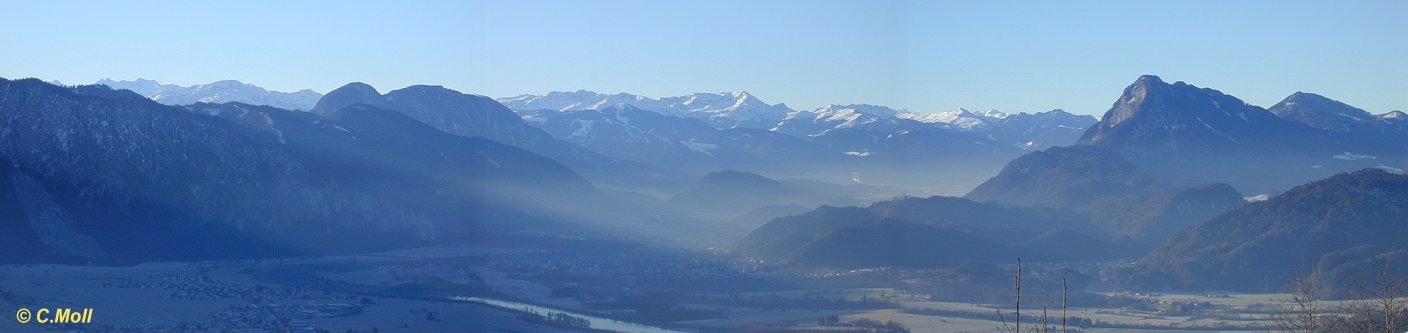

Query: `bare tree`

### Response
(1041, 305, 1050, 333)
(998, 258, 1027, 333)
(998, 259, 1074, 333)
(1339, 255, 1408, 333)
(1274, 270, 1328, 333)
(1061, 277, 1068, 333)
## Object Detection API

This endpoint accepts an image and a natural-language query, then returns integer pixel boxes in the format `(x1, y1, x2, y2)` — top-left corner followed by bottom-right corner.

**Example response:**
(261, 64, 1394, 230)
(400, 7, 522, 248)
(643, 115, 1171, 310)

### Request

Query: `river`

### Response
(452, 296, 688, 333)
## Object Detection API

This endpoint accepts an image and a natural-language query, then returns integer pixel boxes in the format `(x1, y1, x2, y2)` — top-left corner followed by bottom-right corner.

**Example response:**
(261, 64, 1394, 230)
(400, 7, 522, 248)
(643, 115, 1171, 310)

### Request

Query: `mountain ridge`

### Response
(1076, 75, 1403, 193)
(1131, 168, 1408, 291)
(96, 78, 322, 111)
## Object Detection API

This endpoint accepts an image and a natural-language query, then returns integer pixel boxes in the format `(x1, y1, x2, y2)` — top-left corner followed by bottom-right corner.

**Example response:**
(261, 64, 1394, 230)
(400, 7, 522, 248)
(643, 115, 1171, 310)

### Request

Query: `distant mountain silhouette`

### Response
(787, 221, 1015, 269)
(986, 109, 1097, 150)
(1078, 182, 1245, 246)
(313, 82, 557, 150)
(500, 90, 794, 129)
(733, 206, 884, 261)
(668, 170, 855, 220)
(966, 145, 1247, 248)
(966, 145, 1160, 209)
(522, 104, 826, 175)
(733, 195, 1125, 268)
(97, 78, 322, 111)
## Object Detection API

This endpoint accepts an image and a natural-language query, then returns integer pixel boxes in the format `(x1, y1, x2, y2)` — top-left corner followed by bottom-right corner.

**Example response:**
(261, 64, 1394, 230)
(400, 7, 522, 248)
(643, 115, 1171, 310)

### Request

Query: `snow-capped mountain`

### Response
(661, 91, 793, 128)
(519, 103, 832, 174)
(500, 90, 792, 129)
(1382, 110, 1407, 122)
(96, 79, 323, 111)
(771, 104, 924, 137)
(987, 109, 1097, 150)
(506, 90, 1097, 154)
(499, 90, 669, 113)
(517, 101, 1025, 193)
(888, 108, 1095, 150)
(898, 108, 1008, 130)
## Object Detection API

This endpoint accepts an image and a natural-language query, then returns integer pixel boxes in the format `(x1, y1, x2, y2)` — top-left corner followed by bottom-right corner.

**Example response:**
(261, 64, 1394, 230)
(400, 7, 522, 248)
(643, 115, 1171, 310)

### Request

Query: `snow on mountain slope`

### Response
(500, 90, 668, 113)
(500, 90, 791, 129)
(505, 91, 1094, 149)
(771, 104, 918, 137)
(898, 108, 1008, 130)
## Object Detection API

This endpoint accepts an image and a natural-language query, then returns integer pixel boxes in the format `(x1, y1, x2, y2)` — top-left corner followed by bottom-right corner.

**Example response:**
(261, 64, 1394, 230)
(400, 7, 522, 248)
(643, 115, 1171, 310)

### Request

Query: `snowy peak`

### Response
(1382, 110, 1407, 121)
(505, 90, 1093, 148)
(898, 108, 1006, 130)
(812, 104, 902, 118)
(975, 109, 1010, 119)
(771, 103, 910, 136)
(499, 90, 665, 113)
(670, 91, 785, 115)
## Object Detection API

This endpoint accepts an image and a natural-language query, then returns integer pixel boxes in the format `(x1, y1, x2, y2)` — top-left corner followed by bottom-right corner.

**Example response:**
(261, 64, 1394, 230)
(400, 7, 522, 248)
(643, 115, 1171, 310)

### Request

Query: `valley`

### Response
(4, 2, 1406, 329)
(0, 242, 1320, 333)
(2, 73, 1406, 332)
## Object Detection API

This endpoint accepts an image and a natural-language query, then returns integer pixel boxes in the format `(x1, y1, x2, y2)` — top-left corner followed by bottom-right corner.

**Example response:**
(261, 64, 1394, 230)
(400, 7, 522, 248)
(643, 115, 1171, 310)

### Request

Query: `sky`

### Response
(2, 0, 1404, 115)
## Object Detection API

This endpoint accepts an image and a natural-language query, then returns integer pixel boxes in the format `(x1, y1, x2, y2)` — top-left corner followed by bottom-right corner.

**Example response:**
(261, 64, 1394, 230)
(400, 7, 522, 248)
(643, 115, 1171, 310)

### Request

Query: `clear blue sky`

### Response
(3, 0, 1404, 115)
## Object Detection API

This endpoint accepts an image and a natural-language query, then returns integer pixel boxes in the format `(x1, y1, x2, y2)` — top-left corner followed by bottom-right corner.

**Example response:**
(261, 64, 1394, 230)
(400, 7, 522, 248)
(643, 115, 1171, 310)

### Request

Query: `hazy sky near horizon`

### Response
(2, 0, 1404, 115)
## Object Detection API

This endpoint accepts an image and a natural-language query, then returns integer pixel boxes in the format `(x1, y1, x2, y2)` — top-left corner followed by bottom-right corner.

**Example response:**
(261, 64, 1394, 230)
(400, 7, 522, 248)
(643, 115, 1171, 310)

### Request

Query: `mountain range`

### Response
(1078, 75, 1405, 194)
(0, 78, 590, 263)
(91, 78, 1402, 194)
(503, 91, 1098, 194)
(501, 90, 1097, 152)
(96, 78, 323, 111)
(735, 74, 1406, 272)
(18, 74, 1406, 293)
(501, 90, 793, 129)
(87, 79, 1100, 194)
